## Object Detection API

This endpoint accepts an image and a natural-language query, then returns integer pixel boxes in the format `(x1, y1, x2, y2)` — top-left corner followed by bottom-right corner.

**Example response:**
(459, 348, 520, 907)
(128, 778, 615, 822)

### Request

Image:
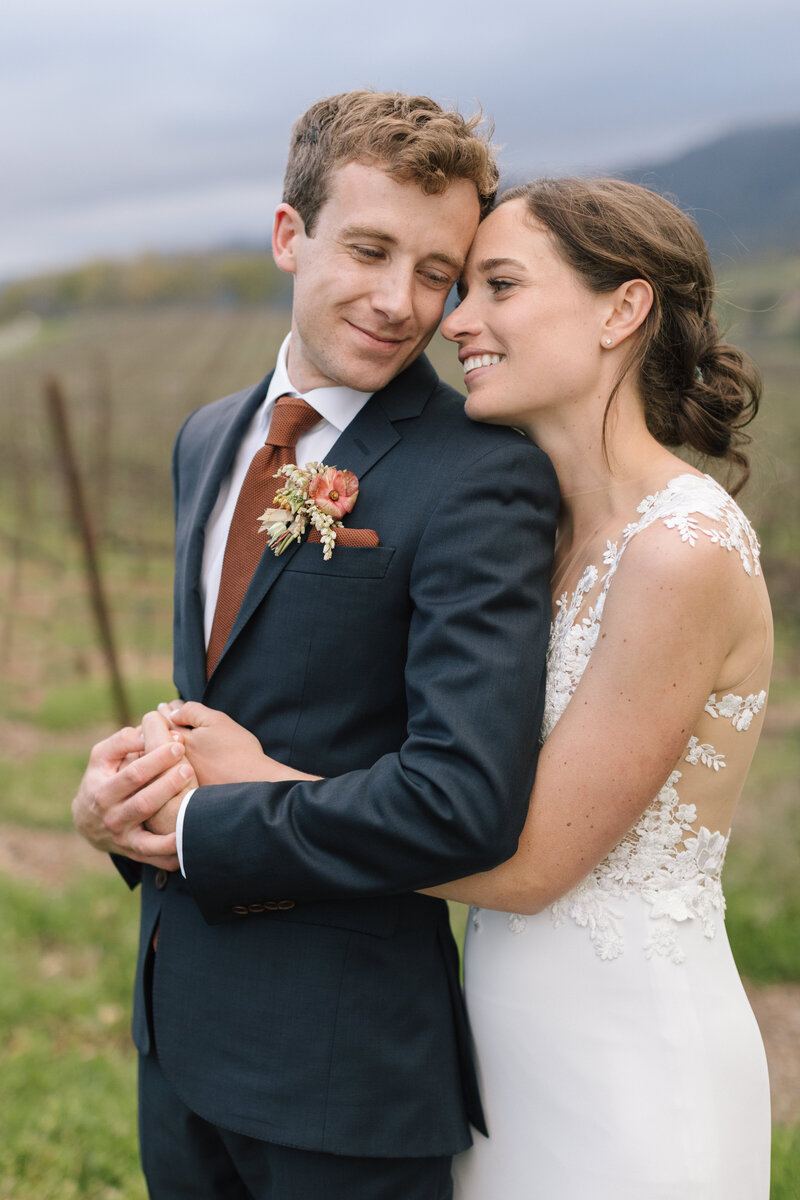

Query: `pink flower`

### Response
(308, 468, 359, 520)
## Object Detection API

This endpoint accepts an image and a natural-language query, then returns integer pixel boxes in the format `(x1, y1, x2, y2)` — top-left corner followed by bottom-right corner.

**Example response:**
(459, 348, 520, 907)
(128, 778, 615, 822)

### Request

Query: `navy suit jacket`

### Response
(121, 353, 559, 1157)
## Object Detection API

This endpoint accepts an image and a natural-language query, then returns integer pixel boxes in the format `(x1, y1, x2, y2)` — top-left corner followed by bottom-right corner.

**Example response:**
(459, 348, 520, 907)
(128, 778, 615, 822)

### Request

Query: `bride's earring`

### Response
(603, 337, 613, 346)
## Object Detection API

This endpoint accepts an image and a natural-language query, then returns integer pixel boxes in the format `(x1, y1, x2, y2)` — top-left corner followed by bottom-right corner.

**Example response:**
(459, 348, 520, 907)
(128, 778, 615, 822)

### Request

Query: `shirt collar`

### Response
(262, 334, 374, 434)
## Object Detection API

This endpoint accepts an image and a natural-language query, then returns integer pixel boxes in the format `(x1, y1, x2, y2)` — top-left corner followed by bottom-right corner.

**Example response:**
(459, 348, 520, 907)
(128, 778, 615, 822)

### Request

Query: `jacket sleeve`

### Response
(182, 437, 559, 922)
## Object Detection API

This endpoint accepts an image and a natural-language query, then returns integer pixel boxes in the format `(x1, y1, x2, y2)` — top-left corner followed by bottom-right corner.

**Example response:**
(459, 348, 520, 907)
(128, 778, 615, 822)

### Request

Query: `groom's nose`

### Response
(370, 263, 415, 325)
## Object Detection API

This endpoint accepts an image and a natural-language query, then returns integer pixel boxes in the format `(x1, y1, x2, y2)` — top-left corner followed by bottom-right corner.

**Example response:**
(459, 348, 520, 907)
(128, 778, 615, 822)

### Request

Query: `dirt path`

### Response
(0, 822, 114, 889)
(746, 982, 800, 1125)
(1, 823, 797, 1126)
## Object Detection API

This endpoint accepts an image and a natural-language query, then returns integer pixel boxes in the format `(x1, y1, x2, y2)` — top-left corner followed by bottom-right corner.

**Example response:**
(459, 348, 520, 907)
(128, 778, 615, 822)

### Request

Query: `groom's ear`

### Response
(272, 204, 304, 276)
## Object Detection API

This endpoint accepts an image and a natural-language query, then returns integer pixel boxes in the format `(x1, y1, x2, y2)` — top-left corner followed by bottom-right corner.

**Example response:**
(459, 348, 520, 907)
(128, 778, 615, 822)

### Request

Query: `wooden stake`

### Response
(45, 374, 132, 727)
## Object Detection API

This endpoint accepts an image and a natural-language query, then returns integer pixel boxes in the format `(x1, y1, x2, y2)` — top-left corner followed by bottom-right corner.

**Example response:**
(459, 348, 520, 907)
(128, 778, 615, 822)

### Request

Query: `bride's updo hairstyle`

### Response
(498, 178, 761, 493)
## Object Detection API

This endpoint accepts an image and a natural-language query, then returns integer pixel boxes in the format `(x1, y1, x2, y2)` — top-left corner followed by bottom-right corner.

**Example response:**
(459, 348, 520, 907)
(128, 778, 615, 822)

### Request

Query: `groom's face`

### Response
(272, 161, 480, 394)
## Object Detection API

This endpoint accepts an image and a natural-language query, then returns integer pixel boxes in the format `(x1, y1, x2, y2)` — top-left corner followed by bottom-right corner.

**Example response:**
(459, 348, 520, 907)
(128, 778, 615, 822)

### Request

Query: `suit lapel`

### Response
(176, 375, 271, 698)
(203, 355, 440, 683)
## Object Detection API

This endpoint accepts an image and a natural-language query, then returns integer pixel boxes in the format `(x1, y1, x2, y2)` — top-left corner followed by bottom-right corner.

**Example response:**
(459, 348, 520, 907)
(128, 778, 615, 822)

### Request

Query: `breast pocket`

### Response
(284, 544, 395, 579)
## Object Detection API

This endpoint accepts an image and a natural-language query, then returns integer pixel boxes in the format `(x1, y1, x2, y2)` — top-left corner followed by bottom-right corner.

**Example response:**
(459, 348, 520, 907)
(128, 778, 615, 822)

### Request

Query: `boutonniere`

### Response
(259, 463, 360, 560)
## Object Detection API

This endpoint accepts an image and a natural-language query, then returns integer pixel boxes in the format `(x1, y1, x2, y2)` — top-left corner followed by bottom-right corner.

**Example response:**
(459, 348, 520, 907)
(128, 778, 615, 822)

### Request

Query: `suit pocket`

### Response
(284, 543, 395, 579)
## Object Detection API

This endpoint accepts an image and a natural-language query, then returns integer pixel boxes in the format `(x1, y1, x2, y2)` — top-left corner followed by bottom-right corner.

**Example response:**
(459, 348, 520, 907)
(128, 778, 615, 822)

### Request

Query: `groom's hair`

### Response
(283, 90, 498, 234)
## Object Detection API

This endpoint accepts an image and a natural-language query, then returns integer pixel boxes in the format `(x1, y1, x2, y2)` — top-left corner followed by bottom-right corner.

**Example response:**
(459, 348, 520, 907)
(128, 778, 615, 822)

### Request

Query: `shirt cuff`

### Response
(176, 788, 195, 878)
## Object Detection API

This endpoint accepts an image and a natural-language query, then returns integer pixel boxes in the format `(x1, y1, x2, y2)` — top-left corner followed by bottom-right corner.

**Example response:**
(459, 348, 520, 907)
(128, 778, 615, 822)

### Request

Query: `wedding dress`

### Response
(453, 474, 772, 1200)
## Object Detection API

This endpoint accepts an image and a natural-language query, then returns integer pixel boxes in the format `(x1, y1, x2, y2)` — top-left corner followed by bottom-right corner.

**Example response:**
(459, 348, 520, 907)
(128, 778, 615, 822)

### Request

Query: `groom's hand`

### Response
(72, 724, 191, 870)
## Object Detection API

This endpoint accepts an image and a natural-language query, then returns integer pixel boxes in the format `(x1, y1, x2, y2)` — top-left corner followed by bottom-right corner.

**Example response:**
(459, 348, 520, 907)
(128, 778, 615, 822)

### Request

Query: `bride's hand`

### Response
(141, 709, 198, 836)
(157, 701, 319, 785)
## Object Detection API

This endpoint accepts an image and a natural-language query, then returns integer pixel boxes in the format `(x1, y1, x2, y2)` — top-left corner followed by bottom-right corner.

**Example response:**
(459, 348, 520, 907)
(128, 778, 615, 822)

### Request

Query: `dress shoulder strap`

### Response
(598, 473, 761, 606)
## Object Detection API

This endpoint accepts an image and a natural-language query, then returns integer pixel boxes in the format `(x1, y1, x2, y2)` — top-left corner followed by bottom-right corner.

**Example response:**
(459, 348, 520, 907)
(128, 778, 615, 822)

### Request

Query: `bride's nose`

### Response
(441, 294, 480, 343)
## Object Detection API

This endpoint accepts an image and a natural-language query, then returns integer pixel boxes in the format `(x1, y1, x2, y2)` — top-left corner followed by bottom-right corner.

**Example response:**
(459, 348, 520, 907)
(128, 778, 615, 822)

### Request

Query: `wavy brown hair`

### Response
(499, 177, 761, 493)
(283, 90, 498, 235)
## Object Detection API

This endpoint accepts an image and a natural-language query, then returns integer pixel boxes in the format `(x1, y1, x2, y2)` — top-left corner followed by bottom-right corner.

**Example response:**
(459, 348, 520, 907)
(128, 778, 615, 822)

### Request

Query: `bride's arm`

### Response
(422, 527, 748, 913)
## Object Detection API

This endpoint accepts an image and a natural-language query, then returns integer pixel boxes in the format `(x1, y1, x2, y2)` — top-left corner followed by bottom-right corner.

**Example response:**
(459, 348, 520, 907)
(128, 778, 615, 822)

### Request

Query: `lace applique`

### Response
(549, 771, 730, 964)
(705, 690, 767, 731)
(685, 737, 726, 770)
(635, 475, 761, 577)
(536, 475, 761, 962)
(544, 567, 604, 741)
(507, 913, 527, 934)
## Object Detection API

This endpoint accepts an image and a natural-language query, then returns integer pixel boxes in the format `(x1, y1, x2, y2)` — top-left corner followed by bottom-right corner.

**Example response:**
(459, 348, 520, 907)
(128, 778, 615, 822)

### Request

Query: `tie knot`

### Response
(266, 395, 321, 450)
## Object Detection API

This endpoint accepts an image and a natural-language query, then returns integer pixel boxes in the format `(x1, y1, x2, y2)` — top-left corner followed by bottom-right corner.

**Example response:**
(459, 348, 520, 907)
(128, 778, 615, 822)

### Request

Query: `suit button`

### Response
(277, 900, 295, 910)
(247, 903, 265, 913)
(154, 869, 168, 891)
(231, 905, 249, 915)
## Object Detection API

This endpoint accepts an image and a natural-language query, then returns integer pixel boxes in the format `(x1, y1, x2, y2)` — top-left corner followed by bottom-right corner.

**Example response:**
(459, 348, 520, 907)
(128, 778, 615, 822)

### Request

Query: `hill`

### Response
(0, 247, 291, 321)
(619, 121, 800, 258)
(2, 119, 799, 318)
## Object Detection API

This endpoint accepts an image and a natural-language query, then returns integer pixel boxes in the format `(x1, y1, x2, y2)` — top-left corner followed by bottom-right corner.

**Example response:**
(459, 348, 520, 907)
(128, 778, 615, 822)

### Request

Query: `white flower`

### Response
(686, 828, 729, 877)
(717, 693, 741, 718)
(645, 922, 686, 963)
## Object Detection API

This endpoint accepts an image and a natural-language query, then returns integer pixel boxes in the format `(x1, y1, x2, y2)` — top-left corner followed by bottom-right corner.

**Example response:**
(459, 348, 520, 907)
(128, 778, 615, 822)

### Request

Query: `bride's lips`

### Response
(348, 321, 408, 354)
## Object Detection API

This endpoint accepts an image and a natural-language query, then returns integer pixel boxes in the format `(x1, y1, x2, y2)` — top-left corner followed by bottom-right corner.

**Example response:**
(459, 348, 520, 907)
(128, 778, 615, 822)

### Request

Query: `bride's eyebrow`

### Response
(478, 256, 526, 273)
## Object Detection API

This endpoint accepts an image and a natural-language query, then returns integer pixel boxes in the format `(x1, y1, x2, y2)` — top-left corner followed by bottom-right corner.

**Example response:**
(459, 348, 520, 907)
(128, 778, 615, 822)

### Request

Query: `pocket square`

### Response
(307, 527, 380, 548)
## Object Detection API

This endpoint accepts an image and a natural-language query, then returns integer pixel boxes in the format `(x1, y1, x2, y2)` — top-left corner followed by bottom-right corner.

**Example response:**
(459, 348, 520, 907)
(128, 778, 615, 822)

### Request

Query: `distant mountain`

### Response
(618, 121, 800, 259)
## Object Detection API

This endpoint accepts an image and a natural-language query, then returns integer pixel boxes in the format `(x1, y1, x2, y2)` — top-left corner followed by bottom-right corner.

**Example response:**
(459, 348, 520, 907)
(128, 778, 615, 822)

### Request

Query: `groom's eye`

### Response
(420, 268, 454, 289)
(352, 245, 385, 260)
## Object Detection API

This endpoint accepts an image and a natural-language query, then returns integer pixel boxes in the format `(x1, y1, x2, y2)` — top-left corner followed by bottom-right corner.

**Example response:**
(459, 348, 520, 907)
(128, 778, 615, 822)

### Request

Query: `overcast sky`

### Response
(2, 0, 797, 282)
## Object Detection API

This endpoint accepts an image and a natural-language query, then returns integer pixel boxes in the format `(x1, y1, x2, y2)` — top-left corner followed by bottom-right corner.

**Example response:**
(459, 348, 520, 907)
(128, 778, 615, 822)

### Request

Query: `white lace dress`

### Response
(453, 475, 772, 1200)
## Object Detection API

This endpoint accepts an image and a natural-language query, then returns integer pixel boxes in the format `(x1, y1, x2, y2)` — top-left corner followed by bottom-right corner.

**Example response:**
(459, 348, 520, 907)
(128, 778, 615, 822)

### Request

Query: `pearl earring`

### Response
(604, 337, 612, 346)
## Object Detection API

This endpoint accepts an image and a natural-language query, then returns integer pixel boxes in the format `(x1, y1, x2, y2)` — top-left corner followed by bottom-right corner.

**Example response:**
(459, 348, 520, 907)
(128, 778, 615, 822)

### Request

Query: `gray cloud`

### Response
(2, 0, 798, 279)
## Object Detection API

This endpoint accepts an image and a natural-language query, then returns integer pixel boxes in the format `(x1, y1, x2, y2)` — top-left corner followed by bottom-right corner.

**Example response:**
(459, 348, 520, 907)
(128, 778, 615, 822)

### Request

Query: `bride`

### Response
(147, 177, 772, 1197)
(424, 177, 772, 1198)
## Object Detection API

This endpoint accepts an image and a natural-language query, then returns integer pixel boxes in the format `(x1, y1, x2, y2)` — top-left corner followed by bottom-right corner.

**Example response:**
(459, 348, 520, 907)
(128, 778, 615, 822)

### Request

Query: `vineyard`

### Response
(0, 283, 799, 1195)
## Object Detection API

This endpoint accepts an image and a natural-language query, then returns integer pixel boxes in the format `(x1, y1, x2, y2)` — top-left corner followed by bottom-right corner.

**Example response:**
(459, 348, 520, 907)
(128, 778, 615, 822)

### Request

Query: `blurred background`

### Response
(0, 1, 798, 1195)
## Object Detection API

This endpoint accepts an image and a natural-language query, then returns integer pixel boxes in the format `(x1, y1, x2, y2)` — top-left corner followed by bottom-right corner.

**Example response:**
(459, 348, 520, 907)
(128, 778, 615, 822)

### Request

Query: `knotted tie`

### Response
(206, 395, 320, 676)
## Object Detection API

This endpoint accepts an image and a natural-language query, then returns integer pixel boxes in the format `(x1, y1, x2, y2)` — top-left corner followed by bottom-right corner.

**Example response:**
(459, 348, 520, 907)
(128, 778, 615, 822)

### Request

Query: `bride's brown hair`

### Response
(499, 178, 761, 494)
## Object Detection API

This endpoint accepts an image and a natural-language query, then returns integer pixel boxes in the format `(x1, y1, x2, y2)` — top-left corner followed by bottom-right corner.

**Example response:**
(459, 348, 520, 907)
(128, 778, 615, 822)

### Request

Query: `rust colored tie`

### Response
(206, 395, 320, 676)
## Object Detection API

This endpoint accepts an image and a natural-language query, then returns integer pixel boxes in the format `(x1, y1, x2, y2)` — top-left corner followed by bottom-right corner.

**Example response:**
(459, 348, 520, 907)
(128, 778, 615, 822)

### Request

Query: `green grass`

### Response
(0, 749, 89, 829)
(35, 677, 176, 733)
(772, 1126, 800, 1200)
(724, 729, 800, 982)
(0, 872, 144, 1199)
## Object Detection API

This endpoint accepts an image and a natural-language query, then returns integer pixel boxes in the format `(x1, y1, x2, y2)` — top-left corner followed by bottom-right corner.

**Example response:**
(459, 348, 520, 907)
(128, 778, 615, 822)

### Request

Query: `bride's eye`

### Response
(488, 277, 514, 294)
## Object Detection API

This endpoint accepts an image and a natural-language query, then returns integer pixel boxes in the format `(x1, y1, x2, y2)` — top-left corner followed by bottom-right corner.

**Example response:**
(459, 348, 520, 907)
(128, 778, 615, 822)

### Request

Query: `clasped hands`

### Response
(71, 701, 309, 871)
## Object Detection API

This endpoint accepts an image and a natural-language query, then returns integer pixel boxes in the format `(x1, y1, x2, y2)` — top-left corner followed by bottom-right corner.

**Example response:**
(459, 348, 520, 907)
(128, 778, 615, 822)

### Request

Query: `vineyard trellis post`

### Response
(45, 374, 132, 727)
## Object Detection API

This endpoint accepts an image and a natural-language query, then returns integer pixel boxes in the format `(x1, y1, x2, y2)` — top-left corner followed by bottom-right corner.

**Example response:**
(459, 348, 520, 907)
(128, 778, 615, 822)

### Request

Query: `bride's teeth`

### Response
(463, 354, 503, 374)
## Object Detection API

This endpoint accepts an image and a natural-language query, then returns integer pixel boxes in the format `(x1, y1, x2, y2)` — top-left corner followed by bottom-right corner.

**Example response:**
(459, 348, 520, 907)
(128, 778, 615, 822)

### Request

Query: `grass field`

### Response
(0, 296, 798, 1197)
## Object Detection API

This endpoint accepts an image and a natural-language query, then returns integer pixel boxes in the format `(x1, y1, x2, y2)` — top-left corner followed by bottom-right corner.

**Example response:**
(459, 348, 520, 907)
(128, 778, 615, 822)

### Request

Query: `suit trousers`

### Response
(138, 1049, 454, 1200)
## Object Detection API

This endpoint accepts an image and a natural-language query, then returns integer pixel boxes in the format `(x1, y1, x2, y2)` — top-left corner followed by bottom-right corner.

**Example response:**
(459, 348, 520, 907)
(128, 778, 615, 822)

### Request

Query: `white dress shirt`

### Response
(176, 334, 374, 873)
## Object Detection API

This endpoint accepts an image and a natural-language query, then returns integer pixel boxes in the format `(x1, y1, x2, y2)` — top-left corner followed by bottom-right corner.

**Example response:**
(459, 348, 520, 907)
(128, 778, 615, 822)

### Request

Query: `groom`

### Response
(73, 90, 558, 1199)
